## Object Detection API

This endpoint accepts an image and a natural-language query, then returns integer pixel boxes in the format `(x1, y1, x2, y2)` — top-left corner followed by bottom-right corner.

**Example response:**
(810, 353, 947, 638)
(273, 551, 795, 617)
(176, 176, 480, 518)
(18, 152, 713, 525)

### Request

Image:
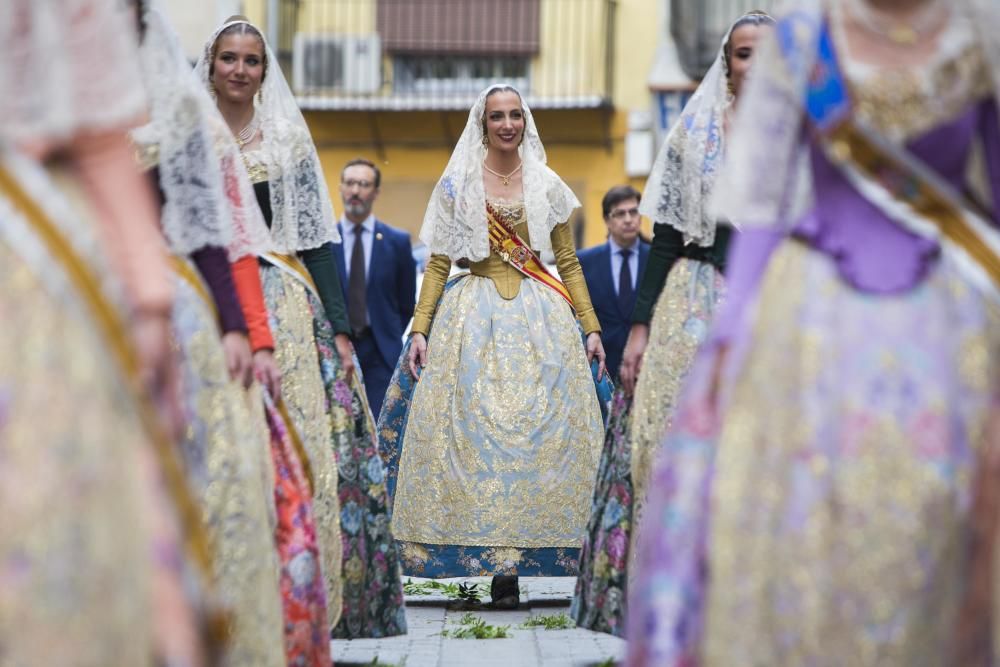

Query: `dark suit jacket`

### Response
(577, 240, 650, 380)
(333, 219, 417, 368)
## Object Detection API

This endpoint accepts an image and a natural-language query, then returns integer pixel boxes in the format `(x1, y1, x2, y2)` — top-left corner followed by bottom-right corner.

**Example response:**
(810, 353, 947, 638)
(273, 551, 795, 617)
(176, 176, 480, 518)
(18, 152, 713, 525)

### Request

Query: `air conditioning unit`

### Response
(292, 33, 382, 94)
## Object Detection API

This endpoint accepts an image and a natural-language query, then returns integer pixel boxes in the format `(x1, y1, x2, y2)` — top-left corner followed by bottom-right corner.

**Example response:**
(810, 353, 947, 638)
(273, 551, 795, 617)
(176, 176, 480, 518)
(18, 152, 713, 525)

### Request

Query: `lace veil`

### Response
(132, 2, 272, 260)
(0, 0, 147, 145)
(419, 84, 580, 262)
(640, 11, 774, 247)
(194, 18, 339, 253)
(711, 0, 1000, 231)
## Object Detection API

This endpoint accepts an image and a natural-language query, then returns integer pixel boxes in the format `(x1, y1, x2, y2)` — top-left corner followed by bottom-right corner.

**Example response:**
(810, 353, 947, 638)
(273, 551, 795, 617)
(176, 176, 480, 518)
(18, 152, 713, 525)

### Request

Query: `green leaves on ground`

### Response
(519, 613, 575, 630)
(403, 579, 490, 603)
(440, 613, 512, 639)
(366, 657, 403, 667)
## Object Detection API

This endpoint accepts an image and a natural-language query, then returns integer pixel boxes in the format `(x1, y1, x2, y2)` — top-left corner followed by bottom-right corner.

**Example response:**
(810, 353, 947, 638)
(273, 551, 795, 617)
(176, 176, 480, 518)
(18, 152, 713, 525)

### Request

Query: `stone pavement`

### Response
(331, 577, 625, 667)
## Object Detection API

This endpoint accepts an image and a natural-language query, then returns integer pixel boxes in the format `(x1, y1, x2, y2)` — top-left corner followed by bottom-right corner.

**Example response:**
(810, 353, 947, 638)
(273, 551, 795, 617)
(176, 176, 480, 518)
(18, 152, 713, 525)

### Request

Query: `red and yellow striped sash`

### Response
(486, 202, 574, 310)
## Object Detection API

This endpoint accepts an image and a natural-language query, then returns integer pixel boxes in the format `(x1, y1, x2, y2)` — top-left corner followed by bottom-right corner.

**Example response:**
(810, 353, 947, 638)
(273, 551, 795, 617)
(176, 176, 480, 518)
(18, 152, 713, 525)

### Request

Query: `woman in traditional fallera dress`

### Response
(628, 0, 1000, 664)
(197, 17, 407, 638)
(132, 4, 288, 663)
(0, 0, 214, 663)
(378, 84, 611, 607)
(571, 11, 773, 637)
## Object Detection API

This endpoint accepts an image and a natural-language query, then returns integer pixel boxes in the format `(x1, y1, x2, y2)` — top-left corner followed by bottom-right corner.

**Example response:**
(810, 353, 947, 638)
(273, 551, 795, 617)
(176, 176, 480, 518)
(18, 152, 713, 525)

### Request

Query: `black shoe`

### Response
(488, 575, 520, 610)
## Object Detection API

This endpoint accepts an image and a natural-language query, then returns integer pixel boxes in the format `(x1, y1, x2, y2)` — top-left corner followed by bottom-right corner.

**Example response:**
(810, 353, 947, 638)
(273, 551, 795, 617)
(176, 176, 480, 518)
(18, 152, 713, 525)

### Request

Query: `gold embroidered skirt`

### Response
(628, 239, 1000, 665)
(171, 261, 285, 666)
(260, 263, 342, 627)
(390, 274, 604, 574)
(629, 258, 725, 541)
(0, 159, 177, 665)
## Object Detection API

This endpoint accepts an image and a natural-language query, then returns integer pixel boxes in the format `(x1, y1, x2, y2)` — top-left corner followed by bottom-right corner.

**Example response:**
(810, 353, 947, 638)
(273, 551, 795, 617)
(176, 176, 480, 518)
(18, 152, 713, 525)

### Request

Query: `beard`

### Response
(345, 200, 370, 219)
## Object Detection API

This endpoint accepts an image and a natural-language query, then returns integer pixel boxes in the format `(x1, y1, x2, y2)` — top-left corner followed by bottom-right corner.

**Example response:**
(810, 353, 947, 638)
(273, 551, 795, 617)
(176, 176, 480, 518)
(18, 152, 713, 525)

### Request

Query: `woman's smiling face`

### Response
(483, 90, 525, 154)
(212, 32, 265, 105)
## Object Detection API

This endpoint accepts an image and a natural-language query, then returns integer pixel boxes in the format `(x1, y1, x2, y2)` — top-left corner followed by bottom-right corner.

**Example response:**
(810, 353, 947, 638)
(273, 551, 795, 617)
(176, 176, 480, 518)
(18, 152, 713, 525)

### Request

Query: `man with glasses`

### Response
(577, 186, 649, 381)
(333, 158, 417, 419)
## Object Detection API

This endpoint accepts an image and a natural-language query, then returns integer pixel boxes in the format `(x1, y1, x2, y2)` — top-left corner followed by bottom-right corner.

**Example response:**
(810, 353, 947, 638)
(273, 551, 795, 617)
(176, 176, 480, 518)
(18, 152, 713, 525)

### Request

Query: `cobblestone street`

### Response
(332, 578, 625, 667)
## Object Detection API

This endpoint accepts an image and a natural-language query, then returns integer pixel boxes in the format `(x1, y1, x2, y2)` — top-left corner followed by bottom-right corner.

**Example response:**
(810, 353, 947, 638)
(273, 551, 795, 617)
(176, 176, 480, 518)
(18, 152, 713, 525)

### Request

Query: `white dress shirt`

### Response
(608, 237, 639, 295)
(341, 214, 376, 279)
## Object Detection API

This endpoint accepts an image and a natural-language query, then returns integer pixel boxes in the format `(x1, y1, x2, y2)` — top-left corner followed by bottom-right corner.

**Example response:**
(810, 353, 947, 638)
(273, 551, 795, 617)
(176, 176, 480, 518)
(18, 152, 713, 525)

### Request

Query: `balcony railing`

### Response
(271, 0, 617, 110)
(670, 0, 781, 79)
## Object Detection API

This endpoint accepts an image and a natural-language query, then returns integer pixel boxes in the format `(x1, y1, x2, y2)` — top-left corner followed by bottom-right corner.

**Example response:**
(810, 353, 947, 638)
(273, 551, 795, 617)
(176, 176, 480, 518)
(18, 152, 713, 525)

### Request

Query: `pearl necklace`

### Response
(845, 0, 948, 46)
(483, 161, 523, 186)
(236, 111, 261, 149)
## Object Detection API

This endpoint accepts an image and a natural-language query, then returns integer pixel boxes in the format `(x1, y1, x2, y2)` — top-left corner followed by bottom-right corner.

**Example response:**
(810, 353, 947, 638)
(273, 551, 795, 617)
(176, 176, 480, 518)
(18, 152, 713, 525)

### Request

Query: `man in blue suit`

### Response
(577, 185, 649, 381)
(334, 158, 417, 420)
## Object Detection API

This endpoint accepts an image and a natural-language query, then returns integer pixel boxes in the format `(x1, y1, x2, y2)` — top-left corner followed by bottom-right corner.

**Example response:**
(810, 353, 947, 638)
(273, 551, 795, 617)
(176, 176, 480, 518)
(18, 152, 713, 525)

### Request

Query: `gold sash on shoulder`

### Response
(170, 253, 316, 494)
(823, 121, 1000, 289)
(170, 254, 218, 321)
(0, 164, 223, 632)
(262, 251, 321, 301)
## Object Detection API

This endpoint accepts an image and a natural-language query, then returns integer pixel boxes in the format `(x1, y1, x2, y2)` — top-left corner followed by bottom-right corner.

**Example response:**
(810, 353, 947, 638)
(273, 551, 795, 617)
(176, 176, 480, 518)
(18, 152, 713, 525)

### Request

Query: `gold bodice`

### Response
(411, 200, 600, 335)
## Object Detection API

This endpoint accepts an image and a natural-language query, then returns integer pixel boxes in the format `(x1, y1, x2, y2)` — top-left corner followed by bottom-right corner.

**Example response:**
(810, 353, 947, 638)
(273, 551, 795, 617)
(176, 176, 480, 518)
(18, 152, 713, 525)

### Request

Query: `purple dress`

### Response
(627, 25, 1000, 667)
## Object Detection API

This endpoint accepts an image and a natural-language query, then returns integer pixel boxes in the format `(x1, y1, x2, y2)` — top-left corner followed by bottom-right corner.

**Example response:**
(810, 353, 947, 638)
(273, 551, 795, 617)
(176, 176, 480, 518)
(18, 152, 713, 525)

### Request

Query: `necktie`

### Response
(618, 247, 634, 316)
(348, 224, 367, 335)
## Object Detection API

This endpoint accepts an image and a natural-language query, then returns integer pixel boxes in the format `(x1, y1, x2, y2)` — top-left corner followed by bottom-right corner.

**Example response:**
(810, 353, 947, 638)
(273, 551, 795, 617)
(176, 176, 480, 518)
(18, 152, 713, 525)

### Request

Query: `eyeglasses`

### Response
(609, 207, 640, 221)
(342, 179, 375, 190)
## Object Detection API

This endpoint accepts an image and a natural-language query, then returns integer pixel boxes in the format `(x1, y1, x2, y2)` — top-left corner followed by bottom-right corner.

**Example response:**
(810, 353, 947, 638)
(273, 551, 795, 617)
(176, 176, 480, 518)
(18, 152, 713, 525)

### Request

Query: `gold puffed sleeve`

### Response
(410, 254, 452, 336)
(550, 222, 601, 335)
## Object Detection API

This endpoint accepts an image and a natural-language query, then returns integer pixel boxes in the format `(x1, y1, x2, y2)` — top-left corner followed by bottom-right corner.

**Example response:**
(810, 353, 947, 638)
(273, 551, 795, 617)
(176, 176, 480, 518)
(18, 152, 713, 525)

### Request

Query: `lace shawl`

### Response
(0, 0, 147, 145)
(419, 84, 580, 262)
(132, 4, 271, 260)
(640, 13, 773, 247)
(711, 0, 1000, 231)
(194, 19, 339, 253)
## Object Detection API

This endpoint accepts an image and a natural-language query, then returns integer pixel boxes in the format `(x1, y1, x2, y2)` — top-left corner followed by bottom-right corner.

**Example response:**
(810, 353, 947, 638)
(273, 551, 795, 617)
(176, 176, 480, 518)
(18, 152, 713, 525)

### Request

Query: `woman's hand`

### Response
(334, 333, 356, 384)
(253, 349, 282, 401)
(619, 323, 650, 396)
(221, 331, 253, 388)
(586, 332, 607, 382)
(408, 333, 428, 380)
(132, 309, 185, 440)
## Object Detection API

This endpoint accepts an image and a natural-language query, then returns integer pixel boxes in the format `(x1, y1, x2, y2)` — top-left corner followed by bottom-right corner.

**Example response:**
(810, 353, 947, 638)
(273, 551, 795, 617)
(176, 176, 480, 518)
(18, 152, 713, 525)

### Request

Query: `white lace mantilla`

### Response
(419, 84, 580, 262)
(712, 0, 1000, 231)
(195, 19, 339, 253)
(0, 0, 147, 145)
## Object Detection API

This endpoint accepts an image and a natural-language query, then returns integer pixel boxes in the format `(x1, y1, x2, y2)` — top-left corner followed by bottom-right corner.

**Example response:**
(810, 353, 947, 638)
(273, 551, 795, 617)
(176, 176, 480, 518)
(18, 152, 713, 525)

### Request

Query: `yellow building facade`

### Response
(243, 0, 660, 247)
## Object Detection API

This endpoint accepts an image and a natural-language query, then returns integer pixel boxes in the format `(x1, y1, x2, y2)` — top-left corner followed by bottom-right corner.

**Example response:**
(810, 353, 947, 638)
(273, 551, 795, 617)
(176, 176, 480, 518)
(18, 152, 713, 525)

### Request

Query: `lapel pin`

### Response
(376, 232, 384, 240)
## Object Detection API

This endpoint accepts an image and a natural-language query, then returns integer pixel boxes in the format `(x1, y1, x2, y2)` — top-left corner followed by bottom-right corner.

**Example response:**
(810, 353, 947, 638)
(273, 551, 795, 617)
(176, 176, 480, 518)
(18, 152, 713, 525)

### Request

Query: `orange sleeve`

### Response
(69, 128, 173, 315)
(231, 255, 275, 352)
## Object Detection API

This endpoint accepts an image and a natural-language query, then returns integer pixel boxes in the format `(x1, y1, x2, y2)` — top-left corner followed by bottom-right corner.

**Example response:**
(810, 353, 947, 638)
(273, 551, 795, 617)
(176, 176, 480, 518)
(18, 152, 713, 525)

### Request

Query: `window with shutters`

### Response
(376, 0, 541, 56)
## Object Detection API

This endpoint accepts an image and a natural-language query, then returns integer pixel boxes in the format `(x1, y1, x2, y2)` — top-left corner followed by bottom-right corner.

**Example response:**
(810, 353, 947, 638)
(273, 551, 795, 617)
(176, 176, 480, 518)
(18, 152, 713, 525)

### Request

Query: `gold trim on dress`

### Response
(0, 165, 226, 643)
(262, 251, 321, 301)
(170, 254, 217, 324)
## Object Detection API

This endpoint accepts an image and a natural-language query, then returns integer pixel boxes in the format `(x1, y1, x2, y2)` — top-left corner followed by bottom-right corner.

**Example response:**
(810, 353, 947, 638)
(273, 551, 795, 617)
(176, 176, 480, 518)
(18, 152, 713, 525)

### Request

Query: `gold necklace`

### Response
(846, 0, 947, 46)
(483, 161, 523, 187)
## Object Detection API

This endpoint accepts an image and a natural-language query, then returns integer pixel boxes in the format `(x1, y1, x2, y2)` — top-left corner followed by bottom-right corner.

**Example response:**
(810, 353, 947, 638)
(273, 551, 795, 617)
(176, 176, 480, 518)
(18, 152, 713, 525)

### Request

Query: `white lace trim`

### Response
(195, 19, 339, 253)
(419, 84, 579, 261)
(0, 0, 147, 145)
(712, 0, 1000, 231)
(639, 27, 735, 247)
(133, 5, 272, 260)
